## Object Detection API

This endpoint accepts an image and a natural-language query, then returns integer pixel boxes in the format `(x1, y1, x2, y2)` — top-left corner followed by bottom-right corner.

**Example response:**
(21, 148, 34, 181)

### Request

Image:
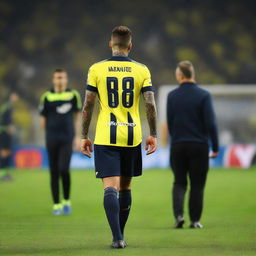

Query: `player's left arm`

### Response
(143, 90, 158, 155)
(141, 67, 157, 155)
(80, 90, 97, 158)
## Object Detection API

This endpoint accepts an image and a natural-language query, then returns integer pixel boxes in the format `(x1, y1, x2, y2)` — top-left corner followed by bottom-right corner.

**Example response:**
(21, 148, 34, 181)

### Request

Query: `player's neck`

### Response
(54, 86, 67, 93)
(179, 79, 196, 85)
(112, 50, 129, 57)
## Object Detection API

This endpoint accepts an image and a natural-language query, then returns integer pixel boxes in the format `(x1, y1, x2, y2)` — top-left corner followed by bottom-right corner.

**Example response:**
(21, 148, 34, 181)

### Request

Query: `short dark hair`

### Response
(177, 61, 195, 79)
(54, 68, 66, 74)
(111, 26, 132, 48)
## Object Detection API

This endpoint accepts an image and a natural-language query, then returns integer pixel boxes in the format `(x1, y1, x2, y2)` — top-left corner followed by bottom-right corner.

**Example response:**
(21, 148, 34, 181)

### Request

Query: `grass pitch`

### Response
(0, 168, 255, 256)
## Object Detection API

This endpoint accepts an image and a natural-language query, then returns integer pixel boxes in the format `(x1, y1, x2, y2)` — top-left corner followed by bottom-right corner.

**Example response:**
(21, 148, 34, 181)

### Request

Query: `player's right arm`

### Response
(141, 67, 157, 155)
(39, 92, 48, 130)
(81, 65, 97, 158)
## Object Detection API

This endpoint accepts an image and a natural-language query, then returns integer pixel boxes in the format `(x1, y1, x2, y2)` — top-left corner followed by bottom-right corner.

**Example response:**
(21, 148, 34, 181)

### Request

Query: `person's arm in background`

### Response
(202, 93, 219, 158)
(39, 93, 47, 130)
(72, 90, 82, 151)
(80, 90, 97, 157)
(161, 123, 169, 147)
(40, 116, 46, 129)
(4, 105, 15, 135)
(142, 91, 157, 155)
(162, 93, 172, 147)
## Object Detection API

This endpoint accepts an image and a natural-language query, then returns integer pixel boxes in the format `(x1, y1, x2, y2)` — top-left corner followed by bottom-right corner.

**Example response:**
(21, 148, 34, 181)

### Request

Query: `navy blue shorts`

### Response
(94, 144, 142, 178)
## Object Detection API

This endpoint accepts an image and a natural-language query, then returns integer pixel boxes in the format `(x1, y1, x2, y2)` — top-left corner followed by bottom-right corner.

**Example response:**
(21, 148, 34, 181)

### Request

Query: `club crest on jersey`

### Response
(56, 103, 72, 114)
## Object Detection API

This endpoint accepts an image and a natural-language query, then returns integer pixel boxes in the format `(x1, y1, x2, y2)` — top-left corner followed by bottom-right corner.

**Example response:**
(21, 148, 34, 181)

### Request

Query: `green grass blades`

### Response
(0, 168, 256, 256)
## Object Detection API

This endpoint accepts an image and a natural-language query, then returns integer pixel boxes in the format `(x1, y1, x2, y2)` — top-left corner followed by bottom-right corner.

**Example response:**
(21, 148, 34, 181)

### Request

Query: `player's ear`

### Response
(109, 40, 113, 49)
(175, 68, 181, 83)
(128, 43, 132, 52)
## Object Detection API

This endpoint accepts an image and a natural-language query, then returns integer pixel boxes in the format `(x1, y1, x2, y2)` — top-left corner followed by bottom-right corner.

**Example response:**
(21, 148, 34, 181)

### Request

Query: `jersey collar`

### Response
(108, 56, 132, 62)
(180, 82, 197, 87)
(50, 88, 71, 93)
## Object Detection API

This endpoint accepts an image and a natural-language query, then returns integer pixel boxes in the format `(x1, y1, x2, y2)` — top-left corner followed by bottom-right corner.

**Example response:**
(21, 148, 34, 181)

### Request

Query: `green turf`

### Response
(0, 168, 255, 256)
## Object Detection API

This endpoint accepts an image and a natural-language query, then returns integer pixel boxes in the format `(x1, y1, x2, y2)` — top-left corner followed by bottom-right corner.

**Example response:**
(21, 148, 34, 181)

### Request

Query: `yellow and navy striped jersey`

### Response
(86, 56, 153, 147)
(39, 88, 82, 141)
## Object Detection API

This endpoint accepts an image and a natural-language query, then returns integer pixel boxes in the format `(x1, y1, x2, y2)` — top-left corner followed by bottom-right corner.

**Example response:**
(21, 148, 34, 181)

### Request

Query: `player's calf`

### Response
(103, 186, 123, 243)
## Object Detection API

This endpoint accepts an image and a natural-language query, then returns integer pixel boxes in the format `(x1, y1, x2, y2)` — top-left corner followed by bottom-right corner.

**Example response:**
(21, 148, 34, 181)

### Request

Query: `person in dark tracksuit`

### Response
(166, 61, 219, 229)
(0, 93, 19, 181)
(39, 68, 82, 215)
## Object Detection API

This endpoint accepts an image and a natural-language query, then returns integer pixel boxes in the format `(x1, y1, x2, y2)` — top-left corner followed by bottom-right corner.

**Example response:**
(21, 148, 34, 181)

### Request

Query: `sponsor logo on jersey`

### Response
(56, 103, 72, 114)
(108, 121, 136, 127)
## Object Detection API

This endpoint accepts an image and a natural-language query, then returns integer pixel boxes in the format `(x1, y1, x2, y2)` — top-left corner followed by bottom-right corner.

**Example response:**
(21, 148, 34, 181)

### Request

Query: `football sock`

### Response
(53, 204, 62, 210)
(119, 189, 132, 235)
(104, 187, 123, 241)
(62, 199, 71, 206)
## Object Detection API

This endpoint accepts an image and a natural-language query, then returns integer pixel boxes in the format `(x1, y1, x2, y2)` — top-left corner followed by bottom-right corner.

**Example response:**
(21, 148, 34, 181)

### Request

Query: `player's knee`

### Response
(103, 176, 120, 191)
(190, 186, 204, 195)
(50, 170, 59, 179)
(60, 169, 69, 175)
(119, 184, 131, 191)
(120, 177, 132, 190)
(174, 180, 187, 188)
(105, 184, 120, 191)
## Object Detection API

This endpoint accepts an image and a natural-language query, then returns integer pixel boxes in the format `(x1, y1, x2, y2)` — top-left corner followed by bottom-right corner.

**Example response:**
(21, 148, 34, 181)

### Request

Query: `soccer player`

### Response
(166, 61, 219, 228)
(80, 26, 157, 248)
(39, 69, 82, 215)
(0, 92, 19, 181)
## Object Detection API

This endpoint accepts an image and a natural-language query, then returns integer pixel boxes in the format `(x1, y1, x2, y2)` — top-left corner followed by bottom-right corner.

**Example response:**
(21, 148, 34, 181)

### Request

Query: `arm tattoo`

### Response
(81, 90, 97, 139)
(143, 91, 157, 138)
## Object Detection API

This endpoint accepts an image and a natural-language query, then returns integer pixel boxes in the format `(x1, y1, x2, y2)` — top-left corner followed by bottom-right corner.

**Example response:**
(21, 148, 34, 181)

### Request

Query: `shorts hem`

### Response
(96, 172, 142, 179)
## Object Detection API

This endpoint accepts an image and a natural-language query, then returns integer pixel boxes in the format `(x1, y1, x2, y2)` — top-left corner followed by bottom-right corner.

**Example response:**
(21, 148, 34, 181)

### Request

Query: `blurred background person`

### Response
(39, 68, 82, 215)
(166, 61, 219, 229)
(0, 92, 19, 181)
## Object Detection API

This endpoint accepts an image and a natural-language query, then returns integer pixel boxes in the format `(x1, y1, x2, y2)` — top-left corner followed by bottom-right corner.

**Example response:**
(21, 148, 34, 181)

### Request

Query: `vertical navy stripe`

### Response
(110, 113, 117, 144)
(127, 112, 134, 146)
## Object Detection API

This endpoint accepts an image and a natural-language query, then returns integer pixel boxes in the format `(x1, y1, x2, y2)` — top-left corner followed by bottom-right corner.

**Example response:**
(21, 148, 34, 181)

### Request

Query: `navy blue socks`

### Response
(119, 189, 132, 235)
(104, 187, 123, 241)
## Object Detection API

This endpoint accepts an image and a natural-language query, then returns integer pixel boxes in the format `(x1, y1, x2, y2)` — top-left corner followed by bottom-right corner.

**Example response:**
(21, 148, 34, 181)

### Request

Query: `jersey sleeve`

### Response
(141, 66, 154, 93)
(72, 90, 82, 112)
(86, 65, 98, 92)
(39, 93, 48, 116)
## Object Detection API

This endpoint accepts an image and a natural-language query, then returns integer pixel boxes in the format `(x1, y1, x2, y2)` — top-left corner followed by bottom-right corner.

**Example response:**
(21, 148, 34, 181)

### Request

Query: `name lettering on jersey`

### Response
(108, 67, 132, 72)
(108, 121, 136, 127)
